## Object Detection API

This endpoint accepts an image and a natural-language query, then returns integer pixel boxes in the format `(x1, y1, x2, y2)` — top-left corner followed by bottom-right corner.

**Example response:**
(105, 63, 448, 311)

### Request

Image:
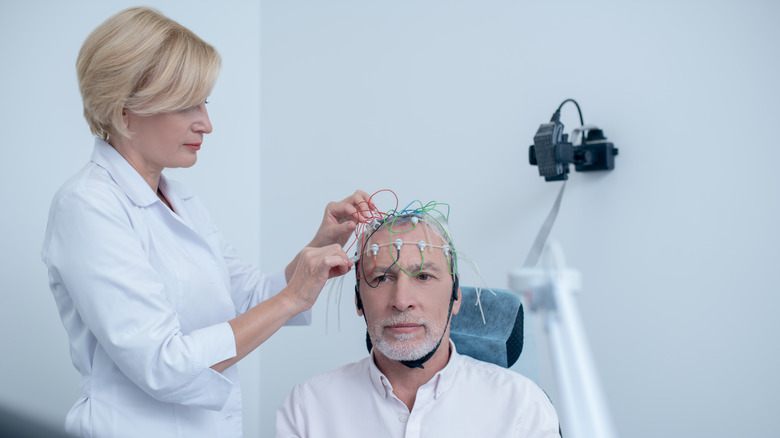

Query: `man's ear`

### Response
(355, 288, 364, 317)
(451, 286, 462, 316)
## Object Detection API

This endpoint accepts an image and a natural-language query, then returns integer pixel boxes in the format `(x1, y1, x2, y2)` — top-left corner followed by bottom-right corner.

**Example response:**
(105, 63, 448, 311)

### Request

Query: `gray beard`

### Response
(369, 313, 443, 361)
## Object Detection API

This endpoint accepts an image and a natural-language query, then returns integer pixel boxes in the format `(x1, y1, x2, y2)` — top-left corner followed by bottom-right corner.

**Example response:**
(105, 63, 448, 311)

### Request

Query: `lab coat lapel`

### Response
(90, 138, 220, 264)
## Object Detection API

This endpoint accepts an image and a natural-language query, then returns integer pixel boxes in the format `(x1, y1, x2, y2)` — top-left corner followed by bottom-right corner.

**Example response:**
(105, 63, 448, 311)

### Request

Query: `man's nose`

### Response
(390, 276, 416, 311)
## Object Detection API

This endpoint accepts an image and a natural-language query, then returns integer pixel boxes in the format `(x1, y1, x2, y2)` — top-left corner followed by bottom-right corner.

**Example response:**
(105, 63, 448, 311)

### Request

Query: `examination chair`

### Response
(450, 286, 524, 368)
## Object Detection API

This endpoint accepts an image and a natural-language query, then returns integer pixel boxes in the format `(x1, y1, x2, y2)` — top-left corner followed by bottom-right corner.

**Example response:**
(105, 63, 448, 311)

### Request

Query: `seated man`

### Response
(276, 208, 560, 437)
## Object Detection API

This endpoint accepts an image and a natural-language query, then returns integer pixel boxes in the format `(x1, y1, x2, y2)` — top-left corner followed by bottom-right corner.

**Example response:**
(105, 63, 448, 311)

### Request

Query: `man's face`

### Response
(357, 223, 461, 361)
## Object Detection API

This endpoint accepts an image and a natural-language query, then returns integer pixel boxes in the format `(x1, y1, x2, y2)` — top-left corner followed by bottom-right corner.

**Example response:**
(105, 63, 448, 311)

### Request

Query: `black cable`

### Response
(555, 98, 584, 126)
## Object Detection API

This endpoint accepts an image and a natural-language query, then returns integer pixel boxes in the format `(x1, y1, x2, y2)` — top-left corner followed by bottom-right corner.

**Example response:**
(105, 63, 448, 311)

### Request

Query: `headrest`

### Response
(450, 287, 524, 368)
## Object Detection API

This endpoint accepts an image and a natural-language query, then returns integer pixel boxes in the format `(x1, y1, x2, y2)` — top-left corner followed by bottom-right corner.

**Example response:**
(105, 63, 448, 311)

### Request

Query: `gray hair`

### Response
(359, 211, 457, 274)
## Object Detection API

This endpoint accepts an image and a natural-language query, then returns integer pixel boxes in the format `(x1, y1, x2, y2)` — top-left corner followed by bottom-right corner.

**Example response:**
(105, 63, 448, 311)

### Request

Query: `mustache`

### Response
(380, 313, 428, 328)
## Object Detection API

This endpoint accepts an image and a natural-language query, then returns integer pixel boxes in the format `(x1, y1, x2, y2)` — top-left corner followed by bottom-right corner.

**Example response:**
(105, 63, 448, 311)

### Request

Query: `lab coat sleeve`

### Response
(221, 240, 312, 326)
(43, 186, 236, 410)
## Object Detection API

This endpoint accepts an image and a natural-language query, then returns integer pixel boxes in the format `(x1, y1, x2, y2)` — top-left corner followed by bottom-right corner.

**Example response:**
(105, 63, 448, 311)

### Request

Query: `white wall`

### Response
(257, 1, 780, 437)
(2, 1, 778, 438)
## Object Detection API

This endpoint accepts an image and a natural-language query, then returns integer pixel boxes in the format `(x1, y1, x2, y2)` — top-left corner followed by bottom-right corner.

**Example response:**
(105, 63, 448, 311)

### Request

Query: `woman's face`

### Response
(118, 102, 213, 182)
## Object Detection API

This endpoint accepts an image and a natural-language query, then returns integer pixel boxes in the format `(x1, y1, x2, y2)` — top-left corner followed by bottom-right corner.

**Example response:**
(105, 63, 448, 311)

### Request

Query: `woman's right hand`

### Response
(283, 243, 353, 312)
(308, 190, 374, 249)
(215, 243, 353, 372)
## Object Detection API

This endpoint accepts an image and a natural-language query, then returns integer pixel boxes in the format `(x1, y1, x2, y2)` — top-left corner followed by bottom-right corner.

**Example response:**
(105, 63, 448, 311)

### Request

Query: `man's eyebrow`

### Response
(373, 262, 443, 275)
(411, 262, 444, 272)
(371, 264, 399, 275)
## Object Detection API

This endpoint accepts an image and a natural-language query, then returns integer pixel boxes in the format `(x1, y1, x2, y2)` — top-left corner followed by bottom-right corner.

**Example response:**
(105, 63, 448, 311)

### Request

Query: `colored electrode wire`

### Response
(344, 189, 397, 254)
(324, 189, 496, 332)
(348, 190, 457, 288)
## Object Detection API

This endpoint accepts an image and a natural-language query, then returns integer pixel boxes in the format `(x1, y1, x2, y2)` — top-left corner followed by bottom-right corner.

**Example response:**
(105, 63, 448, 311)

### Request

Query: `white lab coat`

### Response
(41, 138, 310, 438)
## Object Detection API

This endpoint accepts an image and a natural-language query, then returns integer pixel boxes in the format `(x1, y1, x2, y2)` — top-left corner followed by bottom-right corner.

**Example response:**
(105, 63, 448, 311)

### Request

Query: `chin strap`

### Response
(398, 293, 455, 369)
(363, 276, 459, 370)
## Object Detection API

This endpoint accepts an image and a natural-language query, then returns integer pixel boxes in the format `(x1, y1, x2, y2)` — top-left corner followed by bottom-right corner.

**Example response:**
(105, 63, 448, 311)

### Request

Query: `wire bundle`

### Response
(347, 189, 455, 283)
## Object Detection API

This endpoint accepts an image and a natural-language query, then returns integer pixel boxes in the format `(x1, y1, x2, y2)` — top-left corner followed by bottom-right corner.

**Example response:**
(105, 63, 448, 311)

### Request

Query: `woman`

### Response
(41, 7, 370, 438)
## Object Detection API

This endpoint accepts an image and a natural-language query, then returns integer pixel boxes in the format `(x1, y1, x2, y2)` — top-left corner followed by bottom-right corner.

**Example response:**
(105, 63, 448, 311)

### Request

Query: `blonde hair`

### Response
(77, 7, 221, 140)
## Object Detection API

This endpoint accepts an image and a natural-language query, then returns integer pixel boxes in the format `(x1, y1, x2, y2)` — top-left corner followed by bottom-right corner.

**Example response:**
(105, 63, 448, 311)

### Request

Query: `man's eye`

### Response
(417, 273, 432, 281)
(372, 275, 388, 284)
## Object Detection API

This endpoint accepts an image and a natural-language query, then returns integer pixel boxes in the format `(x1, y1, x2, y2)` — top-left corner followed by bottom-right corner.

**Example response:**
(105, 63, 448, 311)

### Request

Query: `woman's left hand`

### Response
(309, 190, 373, 248)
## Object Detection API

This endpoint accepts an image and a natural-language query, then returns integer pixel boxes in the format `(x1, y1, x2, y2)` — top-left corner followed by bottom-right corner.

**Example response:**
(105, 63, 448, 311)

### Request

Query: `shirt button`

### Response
(399, 415, 408, 423)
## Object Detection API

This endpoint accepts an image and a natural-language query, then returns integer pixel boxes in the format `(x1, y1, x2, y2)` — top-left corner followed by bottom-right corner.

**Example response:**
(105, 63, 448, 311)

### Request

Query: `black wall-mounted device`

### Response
(528, 99, 618, 181)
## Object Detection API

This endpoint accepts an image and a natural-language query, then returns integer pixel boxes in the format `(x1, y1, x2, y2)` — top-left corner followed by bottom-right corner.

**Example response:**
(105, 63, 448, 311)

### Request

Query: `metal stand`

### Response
(509, 243, 617, 438)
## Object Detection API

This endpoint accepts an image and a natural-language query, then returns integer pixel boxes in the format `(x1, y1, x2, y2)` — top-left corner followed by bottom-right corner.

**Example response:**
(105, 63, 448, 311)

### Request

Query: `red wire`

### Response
(346, 189, 400, 279)
(345, 189, 399, 254)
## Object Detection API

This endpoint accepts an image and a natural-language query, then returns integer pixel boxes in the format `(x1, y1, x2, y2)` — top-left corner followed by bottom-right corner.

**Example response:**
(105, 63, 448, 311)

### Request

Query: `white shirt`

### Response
(42, 138, 309, 438)
(275, 343, 560, 438)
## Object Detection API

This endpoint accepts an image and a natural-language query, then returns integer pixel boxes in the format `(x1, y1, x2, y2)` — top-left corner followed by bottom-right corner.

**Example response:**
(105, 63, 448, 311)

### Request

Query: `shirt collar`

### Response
(90, 137, 193, 207)
(366, 340, 463, 400)
(431, 341, 461, 399)
(368, 351, 392, 398)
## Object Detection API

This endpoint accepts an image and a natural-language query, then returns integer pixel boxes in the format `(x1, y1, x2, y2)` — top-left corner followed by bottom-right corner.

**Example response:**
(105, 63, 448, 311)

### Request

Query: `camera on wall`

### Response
(528, 99, 618, 181)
